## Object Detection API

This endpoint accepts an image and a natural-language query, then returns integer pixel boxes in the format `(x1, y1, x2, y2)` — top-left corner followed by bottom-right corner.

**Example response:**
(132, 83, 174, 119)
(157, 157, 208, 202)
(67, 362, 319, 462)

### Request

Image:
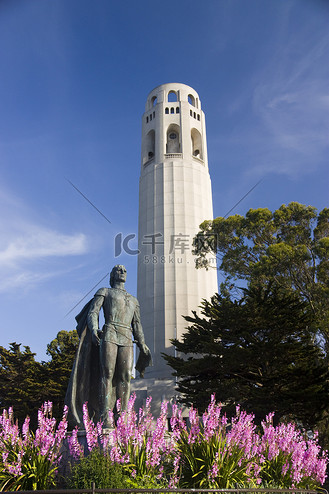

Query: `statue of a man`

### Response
(65, 265, 152, 428)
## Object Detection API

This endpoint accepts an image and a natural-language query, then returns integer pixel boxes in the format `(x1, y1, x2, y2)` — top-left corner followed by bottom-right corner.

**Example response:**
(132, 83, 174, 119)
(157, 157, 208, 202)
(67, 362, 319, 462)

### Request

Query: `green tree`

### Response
(164, 288, 329, 429)
(0, 343, 47, 425)
(0, 331, 78, 426)
(45, 330, 79, 419)
(193, 202, 329, 346)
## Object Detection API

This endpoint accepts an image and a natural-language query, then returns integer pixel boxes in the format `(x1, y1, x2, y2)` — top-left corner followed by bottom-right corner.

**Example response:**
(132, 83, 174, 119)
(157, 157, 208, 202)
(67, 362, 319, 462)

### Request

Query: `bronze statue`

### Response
(65, 265, 152, 428)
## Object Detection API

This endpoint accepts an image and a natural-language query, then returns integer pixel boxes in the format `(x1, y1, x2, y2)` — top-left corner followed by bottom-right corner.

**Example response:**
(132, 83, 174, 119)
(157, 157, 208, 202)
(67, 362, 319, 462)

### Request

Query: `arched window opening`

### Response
(166, 124, 180, 154)
(165, 107, 169, 114)
(153, 111, 155, 118)
(146, 116, 149, 123)
(170, 107, 175, 114)
(197, 114, 200, 121)
(150, 114, 152, 121)
(176, 107, 179, 113)
(194, 112, 196, 119)
(144, 129, 155, 164)
(188, 94, 195, 107)
(151, 96, 157, 107)
(190, 109, 193, 116)
(191, 128, 203, 160)
(168, 91, 177, 102)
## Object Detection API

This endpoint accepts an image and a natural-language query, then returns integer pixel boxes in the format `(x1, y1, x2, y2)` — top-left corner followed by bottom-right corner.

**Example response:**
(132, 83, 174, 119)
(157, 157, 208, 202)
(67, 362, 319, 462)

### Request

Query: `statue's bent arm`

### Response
(132, 302, 152, 377)
(87, 292, 105, 343)
(131, 303, 147, 350)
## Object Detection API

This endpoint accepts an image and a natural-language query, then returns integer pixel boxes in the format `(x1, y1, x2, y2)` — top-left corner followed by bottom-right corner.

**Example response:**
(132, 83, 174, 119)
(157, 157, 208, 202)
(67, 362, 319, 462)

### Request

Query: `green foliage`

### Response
(124, 474, 169, 489)
(0, 435, 59, 491)
(164, 288, 329, 428)
(65, 450, 128, 489)
(0, 331, 78, 428)
(121, 436, 170, 488)
(66, 448, 168, 490)
(0, 403, 67, 492)
(123, 434, 149, 479)
(0, 343, 47, 428)
(45, 330, 79, 419)
(193, 202, 329, 346)
(176, 429, 254, 488)
(260, 450, 293, 488)
(1, 395, 327, 490)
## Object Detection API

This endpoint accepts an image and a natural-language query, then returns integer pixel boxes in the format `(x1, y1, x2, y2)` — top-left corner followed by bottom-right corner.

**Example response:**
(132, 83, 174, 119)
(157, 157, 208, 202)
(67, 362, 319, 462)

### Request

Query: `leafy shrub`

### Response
(65, 449, 128, 488)
(0, 403, 67, 491)
(172, 398, 328, 489)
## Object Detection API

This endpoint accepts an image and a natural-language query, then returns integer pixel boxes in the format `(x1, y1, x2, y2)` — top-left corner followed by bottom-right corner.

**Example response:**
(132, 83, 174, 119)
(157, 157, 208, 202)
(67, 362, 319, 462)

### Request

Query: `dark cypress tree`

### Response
(164, 288, 329, 429)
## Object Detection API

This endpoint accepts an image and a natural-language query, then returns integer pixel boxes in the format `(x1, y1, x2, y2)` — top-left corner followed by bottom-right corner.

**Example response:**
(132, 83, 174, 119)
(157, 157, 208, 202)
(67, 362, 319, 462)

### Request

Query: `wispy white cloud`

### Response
(0, 229, 87, 266)
(0, 270, 58, 293)
(0, 184, 89, 292)
(253, 80, 328, 153)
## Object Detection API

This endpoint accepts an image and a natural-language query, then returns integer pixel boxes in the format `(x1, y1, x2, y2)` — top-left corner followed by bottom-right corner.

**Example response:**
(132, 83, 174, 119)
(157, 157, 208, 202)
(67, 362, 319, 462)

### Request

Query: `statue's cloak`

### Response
(65, 299, 100, 428)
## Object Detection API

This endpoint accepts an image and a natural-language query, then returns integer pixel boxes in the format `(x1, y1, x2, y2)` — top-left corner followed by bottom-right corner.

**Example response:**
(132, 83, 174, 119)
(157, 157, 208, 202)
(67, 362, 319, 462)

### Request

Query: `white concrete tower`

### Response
(137, 83, 217, 387)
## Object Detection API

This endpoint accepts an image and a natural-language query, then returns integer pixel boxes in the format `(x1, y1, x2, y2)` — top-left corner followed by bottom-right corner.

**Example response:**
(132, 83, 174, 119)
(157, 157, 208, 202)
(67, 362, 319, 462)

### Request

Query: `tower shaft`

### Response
(137, 83, 217, 380)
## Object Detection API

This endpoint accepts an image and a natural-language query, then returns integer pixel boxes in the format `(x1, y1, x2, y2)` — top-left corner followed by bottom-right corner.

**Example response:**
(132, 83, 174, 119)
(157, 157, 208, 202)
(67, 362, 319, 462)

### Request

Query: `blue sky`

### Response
(0, 0, 328, 360)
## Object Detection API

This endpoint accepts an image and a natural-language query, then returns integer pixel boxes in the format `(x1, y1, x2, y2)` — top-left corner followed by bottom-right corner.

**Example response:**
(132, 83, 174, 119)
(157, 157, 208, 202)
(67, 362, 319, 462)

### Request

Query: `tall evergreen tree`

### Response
(164, 288, 329, 429)
(193, 202, 329, 347)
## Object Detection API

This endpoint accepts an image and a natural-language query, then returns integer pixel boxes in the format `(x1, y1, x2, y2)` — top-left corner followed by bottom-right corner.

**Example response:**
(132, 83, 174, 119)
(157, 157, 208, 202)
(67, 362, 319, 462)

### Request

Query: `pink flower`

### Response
(209, 452, 219, 480)
(68, 427, 84, 459)
(83, 403, 99, 452)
